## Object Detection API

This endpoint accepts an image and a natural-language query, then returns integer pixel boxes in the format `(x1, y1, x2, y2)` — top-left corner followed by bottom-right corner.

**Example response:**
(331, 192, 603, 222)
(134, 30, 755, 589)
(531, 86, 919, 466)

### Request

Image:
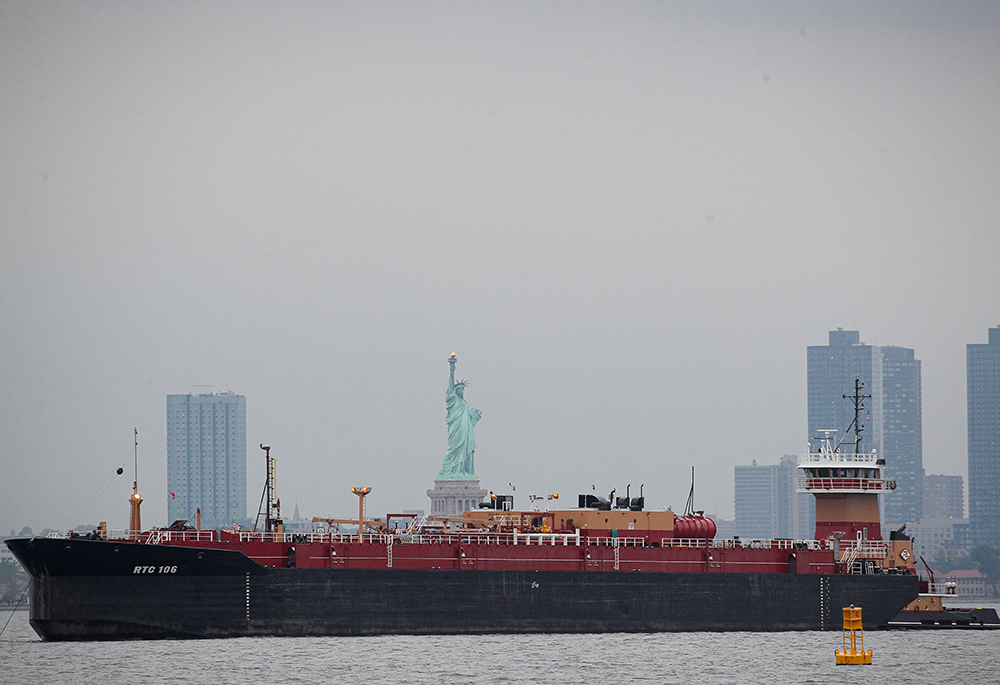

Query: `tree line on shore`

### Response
(932, 544, 1000, 594)
(0, 558, 28, 605)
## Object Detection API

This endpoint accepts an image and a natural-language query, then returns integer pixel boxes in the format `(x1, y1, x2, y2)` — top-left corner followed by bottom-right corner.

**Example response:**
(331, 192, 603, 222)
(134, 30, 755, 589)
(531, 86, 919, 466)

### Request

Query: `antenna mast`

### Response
(128, 427, 143, 540)
(837, 375, 872, 454)
(254, 444, 282, 534)
(683, 467, 696, 517)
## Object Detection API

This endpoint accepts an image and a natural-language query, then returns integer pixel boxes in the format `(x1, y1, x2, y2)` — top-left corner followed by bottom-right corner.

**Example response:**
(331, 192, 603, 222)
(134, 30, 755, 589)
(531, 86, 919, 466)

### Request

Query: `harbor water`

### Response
(2, 606, 999, 684)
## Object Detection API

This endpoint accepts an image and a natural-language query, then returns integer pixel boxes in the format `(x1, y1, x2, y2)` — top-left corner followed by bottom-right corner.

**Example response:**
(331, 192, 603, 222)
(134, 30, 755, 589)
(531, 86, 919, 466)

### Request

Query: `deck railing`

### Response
(661, 538, 827, 551)
(50, 529, 223, 543)
(799, 451, 880, 465)
(514, 532, 581, 546)
(838, 539, 889, 558)
(51, 529, 139, 541)
(796, 477, 895, 492)
(584, 536, 646, 547)
(145, 530, 217, 544)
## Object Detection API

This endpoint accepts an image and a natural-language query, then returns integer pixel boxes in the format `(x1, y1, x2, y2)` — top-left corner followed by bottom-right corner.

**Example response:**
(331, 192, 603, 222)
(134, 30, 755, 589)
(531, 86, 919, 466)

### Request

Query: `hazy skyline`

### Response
(2, 1, 999, 534)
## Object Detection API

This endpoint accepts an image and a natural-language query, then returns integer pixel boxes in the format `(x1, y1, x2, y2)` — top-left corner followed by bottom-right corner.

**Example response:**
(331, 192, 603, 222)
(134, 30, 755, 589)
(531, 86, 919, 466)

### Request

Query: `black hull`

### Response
(884, 606, 1000, 629)
(8, 537, 918, 640)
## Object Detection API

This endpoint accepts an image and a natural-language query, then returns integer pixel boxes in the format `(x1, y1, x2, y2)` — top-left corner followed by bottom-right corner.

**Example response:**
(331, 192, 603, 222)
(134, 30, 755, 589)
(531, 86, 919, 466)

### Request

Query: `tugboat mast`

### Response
(837, 375, 871, 455)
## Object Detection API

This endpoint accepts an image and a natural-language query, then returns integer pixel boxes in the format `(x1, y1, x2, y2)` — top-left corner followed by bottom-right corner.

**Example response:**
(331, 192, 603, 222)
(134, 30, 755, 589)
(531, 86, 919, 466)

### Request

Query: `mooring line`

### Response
(0, 581, 29, 639)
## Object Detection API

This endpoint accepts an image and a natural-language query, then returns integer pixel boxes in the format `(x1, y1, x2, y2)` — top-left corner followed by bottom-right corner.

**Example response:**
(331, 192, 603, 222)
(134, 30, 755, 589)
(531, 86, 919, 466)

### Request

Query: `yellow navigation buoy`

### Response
(835, 605, 872, 665)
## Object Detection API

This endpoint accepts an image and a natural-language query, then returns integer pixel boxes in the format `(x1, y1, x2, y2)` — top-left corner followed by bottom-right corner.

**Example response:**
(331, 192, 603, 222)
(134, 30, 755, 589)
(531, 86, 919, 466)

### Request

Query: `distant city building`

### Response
(943, 570, 988, 597)
(734, 456, 814, 540)
(283, 503, 313, 534)
(167, 392, 247, 529)
(910, 518, 970, 560)
(711, 517, 736, 541)
(950, 519, 971, 553)
(880, 345, 924, 527)
(807, 328, 923, 529)
(968, 326, 1000, 547)
(922, 474, 964, 520)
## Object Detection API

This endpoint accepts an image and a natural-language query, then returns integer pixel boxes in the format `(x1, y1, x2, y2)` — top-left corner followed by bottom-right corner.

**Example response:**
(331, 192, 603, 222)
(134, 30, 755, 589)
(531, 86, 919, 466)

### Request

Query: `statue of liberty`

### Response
(438, 353, 481, 480)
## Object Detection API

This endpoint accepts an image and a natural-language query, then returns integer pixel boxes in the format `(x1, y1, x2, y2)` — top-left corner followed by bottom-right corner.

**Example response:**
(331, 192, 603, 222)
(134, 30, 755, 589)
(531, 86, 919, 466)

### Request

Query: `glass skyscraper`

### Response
(923, 474, 964, 520)
(807, 329, 923, 529)
(968, 326, 1000, 547)
(880, 344, 923, 527)
(167, 392, 247, 528)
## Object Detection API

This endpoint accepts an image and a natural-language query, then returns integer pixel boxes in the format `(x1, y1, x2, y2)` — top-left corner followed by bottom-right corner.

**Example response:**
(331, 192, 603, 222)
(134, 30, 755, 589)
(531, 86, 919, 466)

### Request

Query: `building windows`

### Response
(167, 393, 247, 529)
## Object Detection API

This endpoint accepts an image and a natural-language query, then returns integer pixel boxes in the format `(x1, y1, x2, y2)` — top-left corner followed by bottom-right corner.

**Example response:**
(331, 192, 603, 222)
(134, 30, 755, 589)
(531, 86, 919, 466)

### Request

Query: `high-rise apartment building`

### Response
(167, 392, 247, 528)
(923, 474, 964, 520)
(910, 518, 970, 560)
(968, 326, 1000, 547)
(881, 345, 923, 526)
(807, 329, 922, 529)
(734, 456, 814, 540)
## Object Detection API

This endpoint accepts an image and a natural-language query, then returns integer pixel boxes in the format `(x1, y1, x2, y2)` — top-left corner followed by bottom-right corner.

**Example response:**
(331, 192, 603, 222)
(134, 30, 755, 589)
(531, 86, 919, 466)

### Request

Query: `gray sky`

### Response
(2, 1, 999, 534)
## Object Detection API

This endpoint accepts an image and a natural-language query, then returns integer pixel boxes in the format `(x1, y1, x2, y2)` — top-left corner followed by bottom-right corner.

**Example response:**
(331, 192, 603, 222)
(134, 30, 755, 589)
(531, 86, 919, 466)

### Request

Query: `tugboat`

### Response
(883, 556, 1000, 629)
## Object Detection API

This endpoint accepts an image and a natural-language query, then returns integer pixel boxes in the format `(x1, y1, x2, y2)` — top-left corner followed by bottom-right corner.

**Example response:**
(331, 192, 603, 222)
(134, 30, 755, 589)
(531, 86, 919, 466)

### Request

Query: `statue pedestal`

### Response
(427, 480, 488, 518)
